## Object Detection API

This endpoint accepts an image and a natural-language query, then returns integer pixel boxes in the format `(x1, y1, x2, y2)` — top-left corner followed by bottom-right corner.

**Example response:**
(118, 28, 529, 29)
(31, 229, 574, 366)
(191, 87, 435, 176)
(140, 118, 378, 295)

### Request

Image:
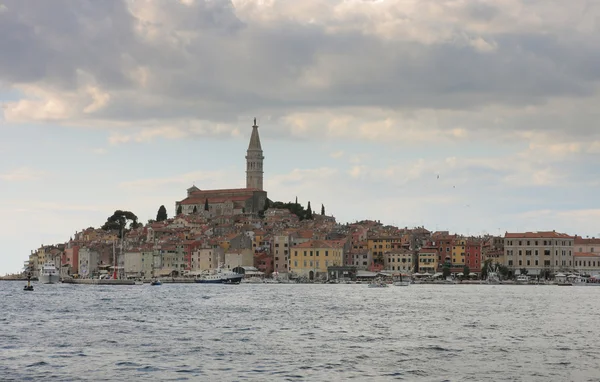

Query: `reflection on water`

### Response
(1, 282, 599, 381)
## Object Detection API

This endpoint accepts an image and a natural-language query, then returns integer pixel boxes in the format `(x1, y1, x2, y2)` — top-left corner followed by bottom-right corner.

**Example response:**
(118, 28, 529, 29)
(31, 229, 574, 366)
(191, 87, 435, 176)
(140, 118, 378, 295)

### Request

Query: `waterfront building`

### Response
(367, 233, 402, 270)
(79, 247, 99, 278)
(289, 240, 344, 280)
(418, 247, 438, 274)
(175, 119, 267, 216)
(225, 249, 254, 269)
(123, 250, 142, 278)
(573, 252, 600, 275)
(272, 233, 291, 274)
(192, 247, 224, 271)
(451, 238, 466, 266)
(504, 231, 574, 276)
(465, 240, 482, 275)
(574, 236, 600, 253)
(384, 249, 413, 273)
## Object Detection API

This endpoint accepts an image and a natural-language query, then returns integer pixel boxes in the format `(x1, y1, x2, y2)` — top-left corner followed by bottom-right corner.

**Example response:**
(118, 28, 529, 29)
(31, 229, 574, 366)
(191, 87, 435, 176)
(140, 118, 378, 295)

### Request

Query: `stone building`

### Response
(175, 119, 267, 216)
(504, 231, 574, 275)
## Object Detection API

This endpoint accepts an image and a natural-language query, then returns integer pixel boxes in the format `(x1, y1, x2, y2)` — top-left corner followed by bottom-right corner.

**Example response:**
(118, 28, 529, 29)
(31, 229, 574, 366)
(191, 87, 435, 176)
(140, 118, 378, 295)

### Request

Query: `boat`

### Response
(195, 265, 243, 284)
(573, 275, 600, 286)
(150, 280, 162, 286)
(38, 262, 60, 284)
(368, 280, 389, 288)
(134, 280, 144, 285)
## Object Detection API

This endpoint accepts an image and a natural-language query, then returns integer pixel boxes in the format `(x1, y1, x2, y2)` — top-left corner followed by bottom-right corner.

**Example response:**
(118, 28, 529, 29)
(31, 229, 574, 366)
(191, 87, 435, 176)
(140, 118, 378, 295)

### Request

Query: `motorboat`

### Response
(38, 262, 60, 284)
(368, 281, 389, 288)
(195, 265, 243, 284)
(150, 279, 162, 286)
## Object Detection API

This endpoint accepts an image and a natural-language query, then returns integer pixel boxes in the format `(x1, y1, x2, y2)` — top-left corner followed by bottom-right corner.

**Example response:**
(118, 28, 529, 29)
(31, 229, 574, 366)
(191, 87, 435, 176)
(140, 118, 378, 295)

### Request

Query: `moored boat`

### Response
(368, 281, 389, 288)
(195, 265, 243, 284)
(38, 262, 60, 284)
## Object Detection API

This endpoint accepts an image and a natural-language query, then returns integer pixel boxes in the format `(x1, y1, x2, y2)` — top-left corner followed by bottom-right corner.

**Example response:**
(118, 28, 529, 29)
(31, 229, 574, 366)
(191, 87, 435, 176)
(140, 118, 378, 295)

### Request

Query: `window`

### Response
(325, 251, 329, 256)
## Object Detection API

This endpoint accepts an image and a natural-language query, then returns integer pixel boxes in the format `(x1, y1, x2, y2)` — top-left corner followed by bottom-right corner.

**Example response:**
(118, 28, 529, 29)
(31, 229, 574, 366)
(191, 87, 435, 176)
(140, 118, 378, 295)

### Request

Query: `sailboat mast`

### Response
(113, 240, 117, 279)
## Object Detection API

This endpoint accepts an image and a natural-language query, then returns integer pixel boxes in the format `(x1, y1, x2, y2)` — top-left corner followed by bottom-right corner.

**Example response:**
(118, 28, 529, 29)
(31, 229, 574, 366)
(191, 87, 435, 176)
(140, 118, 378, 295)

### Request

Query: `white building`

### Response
(504, 231, 574, 275)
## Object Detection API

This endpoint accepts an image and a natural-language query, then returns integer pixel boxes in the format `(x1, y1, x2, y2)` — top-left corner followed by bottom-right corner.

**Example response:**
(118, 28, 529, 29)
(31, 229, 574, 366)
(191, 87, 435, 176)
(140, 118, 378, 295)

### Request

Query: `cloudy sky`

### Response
(1, 0, 600, 273)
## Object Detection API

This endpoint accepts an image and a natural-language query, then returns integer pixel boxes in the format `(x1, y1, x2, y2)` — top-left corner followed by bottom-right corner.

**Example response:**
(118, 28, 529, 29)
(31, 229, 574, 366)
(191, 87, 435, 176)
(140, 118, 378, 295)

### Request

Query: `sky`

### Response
(1, 0, 600, 274)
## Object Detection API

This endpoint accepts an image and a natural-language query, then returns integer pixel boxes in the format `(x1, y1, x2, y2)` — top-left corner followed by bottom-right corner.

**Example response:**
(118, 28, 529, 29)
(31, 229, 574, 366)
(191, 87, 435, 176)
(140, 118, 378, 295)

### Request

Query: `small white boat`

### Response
(38, 262, 60, 284)
(134, 280, 144, 285)
(368, 281, 389, 288)
(393, 281, 410, 286)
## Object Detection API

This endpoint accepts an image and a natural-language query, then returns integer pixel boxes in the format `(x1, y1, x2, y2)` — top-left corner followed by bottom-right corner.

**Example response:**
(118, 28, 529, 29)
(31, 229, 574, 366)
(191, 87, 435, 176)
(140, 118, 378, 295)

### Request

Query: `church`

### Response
(175, 119, 268, 217)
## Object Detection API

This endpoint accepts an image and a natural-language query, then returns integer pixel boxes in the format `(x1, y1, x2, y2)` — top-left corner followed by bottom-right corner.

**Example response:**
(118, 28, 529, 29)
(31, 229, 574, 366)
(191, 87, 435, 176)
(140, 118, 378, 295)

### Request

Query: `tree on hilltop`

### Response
(101, 210, 140, 239)
(321, 204, 325, 215)
(156, 205, 168, 222)
(271, 200, 307, 221)
(306, 201, 313, 220)
(176, 205, 182, 215)
(204, 198, 209, 211)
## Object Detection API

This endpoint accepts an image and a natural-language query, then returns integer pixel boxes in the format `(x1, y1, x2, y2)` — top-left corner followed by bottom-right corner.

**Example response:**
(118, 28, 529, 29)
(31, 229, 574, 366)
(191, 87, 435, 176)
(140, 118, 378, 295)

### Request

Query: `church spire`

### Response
(248, 118, 262, 151)
(245, 118, 264, 190)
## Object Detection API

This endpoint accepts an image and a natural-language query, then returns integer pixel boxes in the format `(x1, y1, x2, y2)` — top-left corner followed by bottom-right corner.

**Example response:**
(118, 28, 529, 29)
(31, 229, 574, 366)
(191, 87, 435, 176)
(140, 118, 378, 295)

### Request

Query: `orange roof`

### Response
(574, 252, 600, 258)
(574, 236, 600, 245)
(505, 231, 573, 239)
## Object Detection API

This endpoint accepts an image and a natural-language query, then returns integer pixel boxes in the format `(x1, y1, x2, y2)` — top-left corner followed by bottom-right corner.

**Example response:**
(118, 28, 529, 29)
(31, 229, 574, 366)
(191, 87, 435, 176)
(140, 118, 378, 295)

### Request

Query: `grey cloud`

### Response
(1, 0, 599, 140)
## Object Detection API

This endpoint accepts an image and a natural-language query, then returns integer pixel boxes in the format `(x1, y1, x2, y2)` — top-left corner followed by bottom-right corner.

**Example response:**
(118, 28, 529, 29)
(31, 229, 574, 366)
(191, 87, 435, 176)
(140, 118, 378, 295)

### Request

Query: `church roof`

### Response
(248, 120, 262, 151)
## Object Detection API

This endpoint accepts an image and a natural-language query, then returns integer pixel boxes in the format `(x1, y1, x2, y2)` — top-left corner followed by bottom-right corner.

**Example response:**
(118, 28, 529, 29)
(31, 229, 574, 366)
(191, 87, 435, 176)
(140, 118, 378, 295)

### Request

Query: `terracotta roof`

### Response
(574, 252, 600, 258)
(504, 231, 573, 239)
(179, 195, 252, 205)
(574, 236, 600, 245)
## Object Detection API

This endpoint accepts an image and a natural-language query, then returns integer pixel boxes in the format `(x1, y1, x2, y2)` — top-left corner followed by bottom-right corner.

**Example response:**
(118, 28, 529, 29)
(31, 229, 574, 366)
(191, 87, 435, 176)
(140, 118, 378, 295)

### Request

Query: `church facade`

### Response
(175, 119, 267, 217)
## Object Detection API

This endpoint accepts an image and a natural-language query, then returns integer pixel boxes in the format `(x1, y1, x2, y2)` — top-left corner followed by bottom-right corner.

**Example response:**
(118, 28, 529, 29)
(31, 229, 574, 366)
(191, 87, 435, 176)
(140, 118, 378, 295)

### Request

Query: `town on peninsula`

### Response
(13, 120, 600, 285)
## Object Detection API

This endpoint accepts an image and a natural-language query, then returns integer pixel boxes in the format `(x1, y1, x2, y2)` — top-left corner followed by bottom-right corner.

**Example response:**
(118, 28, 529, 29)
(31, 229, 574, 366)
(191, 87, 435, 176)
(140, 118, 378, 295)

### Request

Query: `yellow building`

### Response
(290, 240, 343, 280)
(452, 239, 466, 265)
(418, 248, 439, 273)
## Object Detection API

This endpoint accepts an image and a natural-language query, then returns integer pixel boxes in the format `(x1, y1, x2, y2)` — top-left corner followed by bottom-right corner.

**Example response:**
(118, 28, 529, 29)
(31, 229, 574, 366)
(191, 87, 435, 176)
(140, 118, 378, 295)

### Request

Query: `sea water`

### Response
(1, 282, 599, 381)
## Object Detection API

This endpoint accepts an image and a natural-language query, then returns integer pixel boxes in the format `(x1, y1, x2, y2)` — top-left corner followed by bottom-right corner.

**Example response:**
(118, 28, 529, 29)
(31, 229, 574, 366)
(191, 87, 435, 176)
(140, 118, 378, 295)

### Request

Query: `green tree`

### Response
(321, 204, 325, 215)
(156, 205, 168, 222)
(101, 210, 139, 239)
(204, 198, 209, 211)
(264, 198, 270, 210)
(463, 265, 470, 278)
(176, 205, 182, 215)
(271, 200, 307, 220)
(519, 268, 528, 276)
(306, 201, 313, 219)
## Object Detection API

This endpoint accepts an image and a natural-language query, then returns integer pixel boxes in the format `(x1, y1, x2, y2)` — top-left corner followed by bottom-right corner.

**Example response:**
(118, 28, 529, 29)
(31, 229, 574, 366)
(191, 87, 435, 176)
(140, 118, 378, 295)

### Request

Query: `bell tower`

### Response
(246, 118, 264, 190)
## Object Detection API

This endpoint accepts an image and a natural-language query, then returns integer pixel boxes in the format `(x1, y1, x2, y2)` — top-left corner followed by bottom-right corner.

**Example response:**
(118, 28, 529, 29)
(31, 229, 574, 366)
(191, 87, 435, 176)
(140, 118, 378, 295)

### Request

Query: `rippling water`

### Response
(1, 281, 600, 381)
